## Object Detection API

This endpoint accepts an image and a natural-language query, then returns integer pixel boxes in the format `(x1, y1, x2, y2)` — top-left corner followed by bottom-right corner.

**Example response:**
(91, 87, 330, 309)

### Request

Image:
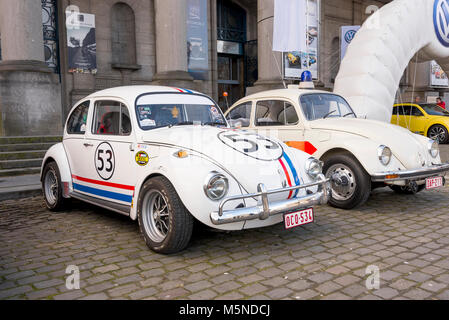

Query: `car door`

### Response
(250, 99, 305, 143)
(71, 99, 137, 212)
(409, 106, 427, 135)
(63, 99, 91, 188)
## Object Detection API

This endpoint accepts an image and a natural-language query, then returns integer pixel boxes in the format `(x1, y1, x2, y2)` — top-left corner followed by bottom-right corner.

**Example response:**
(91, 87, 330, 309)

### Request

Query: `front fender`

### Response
(315, 133, 405, 176)
(130, 153, 246, 230)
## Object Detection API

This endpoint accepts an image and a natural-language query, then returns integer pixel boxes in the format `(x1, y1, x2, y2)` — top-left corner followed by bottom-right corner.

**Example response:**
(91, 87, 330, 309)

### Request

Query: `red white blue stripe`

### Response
(72, 175, 134, 205)
(278, 153, 301, 199)
(172, 87, 194, 94)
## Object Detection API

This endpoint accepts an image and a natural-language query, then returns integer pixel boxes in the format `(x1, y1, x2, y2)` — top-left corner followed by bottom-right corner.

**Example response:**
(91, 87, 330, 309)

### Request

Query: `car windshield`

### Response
(299, 93, 356, 121)
(135, 94, 227, 130)
(420, 104, 449, 116)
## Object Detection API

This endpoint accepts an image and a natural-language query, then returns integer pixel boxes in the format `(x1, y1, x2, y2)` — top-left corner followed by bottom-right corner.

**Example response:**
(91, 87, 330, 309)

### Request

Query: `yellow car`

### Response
(392, 103, 449, 144)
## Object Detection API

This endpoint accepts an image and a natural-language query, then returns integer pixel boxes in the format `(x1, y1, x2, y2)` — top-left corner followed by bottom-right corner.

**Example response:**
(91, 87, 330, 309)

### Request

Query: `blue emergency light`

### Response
(298, 70, 314, 89)
(301, 70, 313, 82)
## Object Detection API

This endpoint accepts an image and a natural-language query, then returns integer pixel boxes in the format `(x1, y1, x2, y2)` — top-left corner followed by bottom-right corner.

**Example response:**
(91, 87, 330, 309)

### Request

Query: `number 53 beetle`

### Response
(41, 86, 330, 253)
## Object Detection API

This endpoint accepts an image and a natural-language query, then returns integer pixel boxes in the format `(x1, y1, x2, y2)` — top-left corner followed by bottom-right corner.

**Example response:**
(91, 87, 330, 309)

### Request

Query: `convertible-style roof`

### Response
(85, 85, 202, 103)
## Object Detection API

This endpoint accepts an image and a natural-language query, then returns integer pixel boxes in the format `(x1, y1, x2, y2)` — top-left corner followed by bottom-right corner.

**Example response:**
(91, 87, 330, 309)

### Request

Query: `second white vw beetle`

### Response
(41, 86, 329, 254)
(225, 85, 449, 210)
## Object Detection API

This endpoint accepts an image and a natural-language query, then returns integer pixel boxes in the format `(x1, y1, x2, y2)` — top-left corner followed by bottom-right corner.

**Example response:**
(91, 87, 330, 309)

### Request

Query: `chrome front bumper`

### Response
(371, 163, 449, 182)
(210, 174, 330, 225)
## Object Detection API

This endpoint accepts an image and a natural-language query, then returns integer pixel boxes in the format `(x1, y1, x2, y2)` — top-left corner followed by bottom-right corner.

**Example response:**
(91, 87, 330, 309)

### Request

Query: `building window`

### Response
(111, 3, 137, 66)
(42, 0, 60, 73)
(217, 0, 247, 43)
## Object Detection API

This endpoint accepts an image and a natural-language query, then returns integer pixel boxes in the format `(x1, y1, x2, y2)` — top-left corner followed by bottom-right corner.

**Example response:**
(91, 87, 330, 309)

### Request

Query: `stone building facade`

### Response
(0, 0, 446, 136)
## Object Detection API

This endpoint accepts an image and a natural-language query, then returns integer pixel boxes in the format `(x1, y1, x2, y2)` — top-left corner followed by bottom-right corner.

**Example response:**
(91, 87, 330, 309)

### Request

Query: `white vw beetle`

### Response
(41, 86, 329, 253)
(225, 84, 449, 210)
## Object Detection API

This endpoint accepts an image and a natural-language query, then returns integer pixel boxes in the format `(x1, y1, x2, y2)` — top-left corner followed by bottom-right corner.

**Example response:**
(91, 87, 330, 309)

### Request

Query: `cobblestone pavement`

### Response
(1, 183, 449, 300)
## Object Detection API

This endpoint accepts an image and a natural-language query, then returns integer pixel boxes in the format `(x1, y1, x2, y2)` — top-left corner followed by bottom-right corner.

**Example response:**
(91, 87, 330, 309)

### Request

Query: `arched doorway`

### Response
(216, 0, 247, 111)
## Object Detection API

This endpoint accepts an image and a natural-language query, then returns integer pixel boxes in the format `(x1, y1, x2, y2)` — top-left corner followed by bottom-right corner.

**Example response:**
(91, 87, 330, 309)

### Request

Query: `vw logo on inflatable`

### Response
(344, 30, 357, 44)
(434, 0, 449, 47)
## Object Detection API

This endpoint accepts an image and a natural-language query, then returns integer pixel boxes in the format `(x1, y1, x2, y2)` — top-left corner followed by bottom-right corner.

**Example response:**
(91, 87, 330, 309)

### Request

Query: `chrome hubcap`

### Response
(44, 169, 58, 205)
(142, 190, 170, 243)
(326, 164, 356, 201)
(429, 127, 446, 143)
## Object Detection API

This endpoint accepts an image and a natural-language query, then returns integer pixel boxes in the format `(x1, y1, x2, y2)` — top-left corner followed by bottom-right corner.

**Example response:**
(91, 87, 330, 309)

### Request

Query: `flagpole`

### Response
(306, 0, 310, 72)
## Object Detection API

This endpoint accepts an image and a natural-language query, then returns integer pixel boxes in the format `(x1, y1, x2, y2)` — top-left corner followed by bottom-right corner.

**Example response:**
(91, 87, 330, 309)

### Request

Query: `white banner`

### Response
(273, 0, 307, 52)
(279, 0, 320, 80)
(430, 60, 449, 87)
(341, 26, 360, 61)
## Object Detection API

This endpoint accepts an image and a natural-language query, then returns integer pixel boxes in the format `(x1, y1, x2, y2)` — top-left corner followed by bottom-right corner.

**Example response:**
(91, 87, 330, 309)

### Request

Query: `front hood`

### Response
(140, 126, 308, 193)
(309, 118, 432, 168)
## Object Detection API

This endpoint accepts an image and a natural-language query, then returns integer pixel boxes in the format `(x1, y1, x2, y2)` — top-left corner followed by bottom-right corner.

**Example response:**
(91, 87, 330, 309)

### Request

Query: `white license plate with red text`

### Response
(426, 177, 444, 190)
(284, 208, 314, 230)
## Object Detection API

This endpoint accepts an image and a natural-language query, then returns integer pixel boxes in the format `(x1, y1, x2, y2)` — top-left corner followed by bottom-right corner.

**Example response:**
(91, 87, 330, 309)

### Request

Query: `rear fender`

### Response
(41, 143, 72, 197)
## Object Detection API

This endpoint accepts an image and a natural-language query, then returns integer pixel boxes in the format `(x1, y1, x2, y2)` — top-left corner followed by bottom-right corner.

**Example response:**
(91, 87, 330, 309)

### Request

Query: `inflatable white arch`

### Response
(334, 0, 449, 122)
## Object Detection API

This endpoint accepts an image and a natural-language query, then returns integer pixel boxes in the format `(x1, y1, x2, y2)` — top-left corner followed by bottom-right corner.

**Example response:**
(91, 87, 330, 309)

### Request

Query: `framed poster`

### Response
(187, 0, 209, 80)
(66, 10, 97, 74)
(430, 60, 449, 87)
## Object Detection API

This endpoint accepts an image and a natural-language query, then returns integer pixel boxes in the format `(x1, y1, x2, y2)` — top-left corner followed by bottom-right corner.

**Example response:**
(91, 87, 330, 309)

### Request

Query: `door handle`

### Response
(83, 143, 94, 147)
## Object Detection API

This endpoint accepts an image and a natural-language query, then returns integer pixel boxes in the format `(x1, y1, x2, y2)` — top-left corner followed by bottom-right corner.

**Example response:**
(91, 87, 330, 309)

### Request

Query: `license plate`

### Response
(426, 177, 444, 190)
(284, 208, 314, 230)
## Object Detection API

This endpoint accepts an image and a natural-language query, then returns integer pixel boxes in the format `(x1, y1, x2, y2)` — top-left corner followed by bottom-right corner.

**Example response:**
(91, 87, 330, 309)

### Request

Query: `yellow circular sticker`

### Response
(135, 151, 149, 166)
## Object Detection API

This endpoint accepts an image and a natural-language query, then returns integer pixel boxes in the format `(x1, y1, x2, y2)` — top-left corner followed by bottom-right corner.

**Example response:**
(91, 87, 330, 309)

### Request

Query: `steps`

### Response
(0, 136, 62, 177)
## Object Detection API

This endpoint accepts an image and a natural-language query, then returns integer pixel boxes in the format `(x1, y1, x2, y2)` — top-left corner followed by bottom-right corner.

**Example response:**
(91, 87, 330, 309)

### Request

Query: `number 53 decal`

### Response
(218, 131, 283, 161)
(95, 142, 115, 180)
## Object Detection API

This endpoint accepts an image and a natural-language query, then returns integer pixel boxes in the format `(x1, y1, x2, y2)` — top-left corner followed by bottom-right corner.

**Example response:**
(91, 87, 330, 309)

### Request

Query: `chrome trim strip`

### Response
(210, 174, 330, 225)
(371, 163, 449, 182)
(71, 191, 131, 216)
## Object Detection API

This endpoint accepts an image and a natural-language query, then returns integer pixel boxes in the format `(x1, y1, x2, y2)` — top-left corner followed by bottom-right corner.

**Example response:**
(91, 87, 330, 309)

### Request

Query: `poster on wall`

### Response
(430, 60, 449, 87)
(66, 10, 97, 74)
(341, 26, 360, 61)
(282, 0, 320, 80)
(187, 0, 209, 80)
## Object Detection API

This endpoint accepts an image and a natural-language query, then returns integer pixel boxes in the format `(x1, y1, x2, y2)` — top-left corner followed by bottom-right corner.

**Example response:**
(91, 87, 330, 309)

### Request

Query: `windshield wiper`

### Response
(343, 112, 356, 118)
(323, 110, 336, 119)
(203, 122, 227, 127)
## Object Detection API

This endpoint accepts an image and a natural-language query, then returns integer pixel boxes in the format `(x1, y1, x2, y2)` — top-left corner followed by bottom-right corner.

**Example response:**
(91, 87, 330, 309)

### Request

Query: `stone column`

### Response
(0, 0, 47, 69)
(0, 0, 62, 136)
(152, 0, 194, 88)
(248, 0, 284, 94)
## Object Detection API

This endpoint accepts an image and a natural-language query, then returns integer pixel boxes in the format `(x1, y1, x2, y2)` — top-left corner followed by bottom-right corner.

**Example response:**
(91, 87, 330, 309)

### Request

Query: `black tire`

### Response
(389, 185, 425, 195)
(323, 153, 371, 210)
(427, 124, 449, 144)
(137, 176, 193, 254)
(41, 161, 67, 211)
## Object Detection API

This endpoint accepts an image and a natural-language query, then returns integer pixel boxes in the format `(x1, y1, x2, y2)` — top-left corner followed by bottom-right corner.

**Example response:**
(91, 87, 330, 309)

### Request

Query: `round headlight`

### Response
(429, 139, 439, 158)
(378, 145, 392, 166)
(305, 158, 323, 178)
(204, 172, 229, 201)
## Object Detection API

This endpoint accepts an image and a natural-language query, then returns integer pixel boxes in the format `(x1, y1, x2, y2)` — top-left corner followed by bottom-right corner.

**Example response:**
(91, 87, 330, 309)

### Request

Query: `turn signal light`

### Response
(385, 174, 399, 180)
(176, 150, 188, 158)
